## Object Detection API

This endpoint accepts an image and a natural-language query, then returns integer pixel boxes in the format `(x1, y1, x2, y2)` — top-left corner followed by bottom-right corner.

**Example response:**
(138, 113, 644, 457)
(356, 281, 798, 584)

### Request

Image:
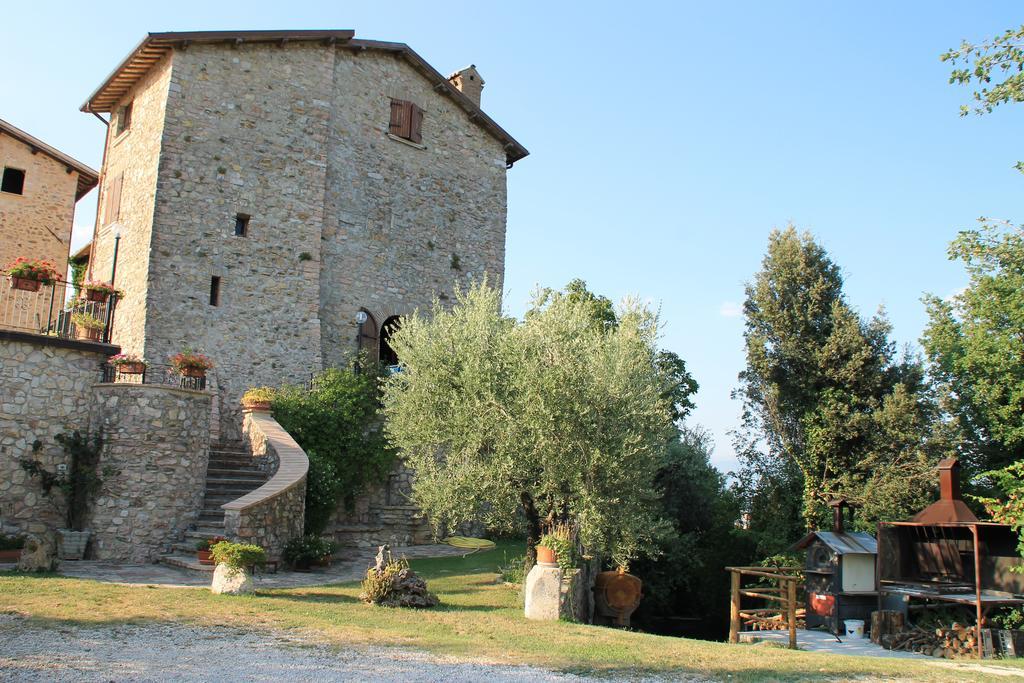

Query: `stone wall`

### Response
(331, 458, 432, 548)
(88, 383, 210, 562)
(0, 332, 115, 536)
(225, 409, 307, 558)
(0, 133, 80, 276)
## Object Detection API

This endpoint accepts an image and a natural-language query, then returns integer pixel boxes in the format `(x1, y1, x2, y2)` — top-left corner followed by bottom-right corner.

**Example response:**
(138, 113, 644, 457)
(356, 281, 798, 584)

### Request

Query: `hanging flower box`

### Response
(109, 353, 147, 375)
(170, 349, 214, 380)
(6, 257, 59, 292)
(82, 280, 124, 303)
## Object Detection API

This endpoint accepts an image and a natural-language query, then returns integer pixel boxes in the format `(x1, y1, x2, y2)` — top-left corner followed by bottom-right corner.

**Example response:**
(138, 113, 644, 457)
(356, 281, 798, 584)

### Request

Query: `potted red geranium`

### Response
(170, 349, 214, 379)
(109, 353, 147, 375)
(196, 536, 227, 565)
(6, 257, 59, 292)
(82, 280, 123, 303)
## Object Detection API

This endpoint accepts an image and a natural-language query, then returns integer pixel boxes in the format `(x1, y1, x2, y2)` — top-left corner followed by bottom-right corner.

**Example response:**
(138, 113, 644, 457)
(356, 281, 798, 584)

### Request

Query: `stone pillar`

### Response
(525, 564, 562, 621)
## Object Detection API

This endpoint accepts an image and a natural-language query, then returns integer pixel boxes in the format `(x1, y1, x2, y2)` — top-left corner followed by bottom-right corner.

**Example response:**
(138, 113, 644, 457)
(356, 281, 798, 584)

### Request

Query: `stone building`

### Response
(0, 118, 98, 279)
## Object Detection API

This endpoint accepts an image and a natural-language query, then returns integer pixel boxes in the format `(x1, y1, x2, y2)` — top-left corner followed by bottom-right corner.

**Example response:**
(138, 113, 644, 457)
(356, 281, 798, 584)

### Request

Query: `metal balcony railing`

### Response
(0, 274, 118, 343)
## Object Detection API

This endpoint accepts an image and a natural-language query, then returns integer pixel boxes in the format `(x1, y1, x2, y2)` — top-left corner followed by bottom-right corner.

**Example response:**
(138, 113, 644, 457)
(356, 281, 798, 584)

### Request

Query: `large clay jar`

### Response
(593, 568, 643, 627)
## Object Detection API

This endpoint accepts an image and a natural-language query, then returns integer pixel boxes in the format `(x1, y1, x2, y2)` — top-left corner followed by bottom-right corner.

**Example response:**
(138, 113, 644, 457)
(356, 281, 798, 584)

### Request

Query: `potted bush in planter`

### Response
(537, 523, 575, 569)
(196, 536, 227, 565)
(0, 534, 25, 562)
(81, 280, 123, 303)
(209, 540, 267, 595)
(170, 349, 214, 379)
(5, 257, 59, 292)
(109, 353, 147, 375)
(18, 431, 109, 561)
(71, 312, 105, 342)
(241, 386, 275, 412)
(283, 535, 338, 572)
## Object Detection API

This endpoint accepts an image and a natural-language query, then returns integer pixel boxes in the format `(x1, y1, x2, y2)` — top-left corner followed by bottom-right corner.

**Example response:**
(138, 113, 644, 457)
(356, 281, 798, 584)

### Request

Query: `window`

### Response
(103, 173, 123, 225)
(1, 167, 25, 195)
(389, 99, 423, 144)
(116, 102, 133, 136)
(234, 213, 250, 237)
(209, 276, 221, 306)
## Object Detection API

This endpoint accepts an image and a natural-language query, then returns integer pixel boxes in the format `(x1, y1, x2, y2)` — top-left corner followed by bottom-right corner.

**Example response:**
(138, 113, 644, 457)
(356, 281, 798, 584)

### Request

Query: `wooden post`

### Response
(729, 569, 741, 644)
(972, 525, 984, 659)
(787, 576, 797, 650)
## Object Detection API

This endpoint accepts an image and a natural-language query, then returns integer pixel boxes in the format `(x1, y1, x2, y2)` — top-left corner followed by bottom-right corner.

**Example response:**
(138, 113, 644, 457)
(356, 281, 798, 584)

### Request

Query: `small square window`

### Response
(116, 102, 133, 136)
(234, 213, 250, 237)
(209, 276, 221, 306)
(1, 167, 25, 195)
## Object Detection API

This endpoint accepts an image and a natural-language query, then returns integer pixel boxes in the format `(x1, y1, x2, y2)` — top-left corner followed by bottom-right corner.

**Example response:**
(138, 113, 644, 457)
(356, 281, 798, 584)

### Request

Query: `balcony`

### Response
(0, 274, 117, 343)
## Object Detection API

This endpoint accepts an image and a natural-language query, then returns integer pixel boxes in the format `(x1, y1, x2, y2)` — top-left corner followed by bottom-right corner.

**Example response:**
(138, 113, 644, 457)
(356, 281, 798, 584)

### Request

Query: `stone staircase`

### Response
(160, 441, 268, 572)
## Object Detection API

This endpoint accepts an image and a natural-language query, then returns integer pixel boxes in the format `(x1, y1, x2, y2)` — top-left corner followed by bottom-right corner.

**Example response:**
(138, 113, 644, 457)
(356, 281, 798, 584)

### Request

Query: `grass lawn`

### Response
(0, 540, 1015, 681)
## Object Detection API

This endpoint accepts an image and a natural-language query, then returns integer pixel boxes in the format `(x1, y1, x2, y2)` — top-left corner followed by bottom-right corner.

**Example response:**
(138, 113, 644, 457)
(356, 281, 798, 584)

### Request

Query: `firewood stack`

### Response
(743, 609, 806, 631)
(880, 623, 978, 659)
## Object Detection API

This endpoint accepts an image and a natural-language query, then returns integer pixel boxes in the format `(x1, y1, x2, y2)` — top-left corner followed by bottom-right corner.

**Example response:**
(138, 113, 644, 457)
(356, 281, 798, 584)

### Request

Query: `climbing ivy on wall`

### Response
(271, 366, 396, 535)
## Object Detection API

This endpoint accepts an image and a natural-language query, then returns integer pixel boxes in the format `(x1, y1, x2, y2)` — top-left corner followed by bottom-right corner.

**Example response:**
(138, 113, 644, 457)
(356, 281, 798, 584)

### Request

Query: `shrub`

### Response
(210, 541, 266, 570)
(283, 535, 338, 567)
(19, 431, 109, 531)
(242, 386, 276, 404)
(71, 312, 105, 331)
(539, 522, 578, 574)
(272, 367, 396, 535)
(361, 554, 407, 604)
(497, 552, 529, 585)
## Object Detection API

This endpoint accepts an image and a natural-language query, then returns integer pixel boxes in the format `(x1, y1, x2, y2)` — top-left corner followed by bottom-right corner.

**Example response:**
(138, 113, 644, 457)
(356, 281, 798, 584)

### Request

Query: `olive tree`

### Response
(382, 281, 673, 568)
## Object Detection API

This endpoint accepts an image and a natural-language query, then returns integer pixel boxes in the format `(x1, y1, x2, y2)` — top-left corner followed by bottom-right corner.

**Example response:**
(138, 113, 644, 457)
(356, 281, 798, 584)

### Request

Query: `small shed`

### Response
(791, 499, 878, 635)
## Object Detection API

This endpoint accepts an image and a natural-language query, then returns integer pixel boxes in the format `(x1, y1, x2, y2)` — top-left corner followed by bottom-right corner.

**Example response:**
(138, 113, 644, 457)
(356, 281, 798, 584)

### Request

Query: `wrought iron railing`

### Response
(101, 363, 210, 391)
(0, 274, 118, 343)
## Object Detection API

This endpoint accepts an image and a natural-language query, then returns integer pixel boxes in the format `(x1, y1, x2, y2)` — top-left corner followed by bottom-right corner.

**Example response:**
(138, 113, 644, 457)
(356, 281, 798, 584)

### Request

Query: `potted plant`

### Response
(196, 536, 227, 565)
(170, 349, 214, 379)
(18, 431, 109, 561)
(209, 540, 266, 595)
(81, 280, 123, 303)
(241, 386, 275, 411)
(6, 257, 59, 292)
(283, 535, 338, 571)
(0, 534, 25, 562)
(71, 312, 105, 342)
(537, 522, 575, 569)
(109, 353, 147, 375)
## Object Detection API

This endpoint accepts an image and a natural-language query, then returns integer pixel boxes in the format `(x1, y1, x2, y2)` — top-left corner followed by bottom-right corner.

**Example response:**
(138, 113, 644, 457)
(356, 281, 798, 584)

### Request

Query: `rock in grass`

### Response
(211, 563, 254, 595)
(17, 532, 58, 572)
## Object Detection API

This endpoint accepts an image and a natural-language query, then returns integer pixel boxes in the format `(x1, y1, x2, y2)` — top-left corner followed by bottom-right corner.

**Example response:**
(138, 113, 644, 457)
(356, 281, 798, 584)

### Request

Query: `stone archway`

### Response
(379, 315, 402, 367)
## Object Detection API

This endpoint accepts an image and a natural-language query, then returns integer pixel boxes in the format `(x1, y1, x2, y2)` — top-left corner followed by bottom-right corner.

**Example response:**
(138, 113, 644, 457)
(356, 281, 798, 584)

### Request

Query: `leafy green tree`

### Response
(272, 367, 395, 535)
(922, 223, 1024, 475)
(736, 227, 944, 541)
(382, 281, 677, 568)
(942, 25, 1024, 173)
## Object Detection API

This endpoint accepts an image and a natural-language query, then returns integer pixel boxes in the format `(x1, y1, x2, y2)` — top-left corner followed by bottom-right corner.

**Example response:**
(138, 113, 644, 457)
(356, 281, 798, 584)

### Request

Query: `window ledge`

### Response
(112, 129, 132, 147)
(386, 133, 426, 151)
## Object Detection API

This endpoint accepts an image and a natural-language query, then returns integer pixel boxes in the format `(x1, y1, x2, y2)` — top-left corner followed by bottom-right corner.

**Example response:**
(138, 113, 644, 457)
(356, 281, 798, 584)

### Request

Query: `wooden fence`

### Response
(726, 566, 803, 649)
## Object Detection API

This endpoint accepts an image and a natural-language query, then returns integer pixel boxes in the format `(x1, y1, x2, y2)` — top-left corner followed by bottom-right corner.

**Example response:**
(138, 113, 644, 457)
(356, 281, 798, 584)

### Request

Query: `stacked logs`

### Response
(744, 609, 806, 631)
(880, 623, 978, 659)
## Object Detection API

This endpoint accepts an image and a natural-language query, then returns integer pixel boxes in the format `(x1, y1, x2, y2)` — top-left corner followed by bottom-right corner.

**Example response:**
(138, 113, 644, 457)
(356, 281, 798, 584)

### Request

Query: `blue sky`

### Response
(3, 2, 1021, 471)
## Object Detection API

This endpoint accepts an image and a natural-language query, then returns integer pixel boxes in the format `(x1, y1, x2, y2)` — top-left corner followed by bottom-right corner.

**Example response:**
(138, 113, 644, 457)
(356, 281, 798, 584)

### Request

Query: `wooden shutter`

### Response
(389, 99, 412, 139)
(105, 173, 123, 225)
(409, 103, 423, 144)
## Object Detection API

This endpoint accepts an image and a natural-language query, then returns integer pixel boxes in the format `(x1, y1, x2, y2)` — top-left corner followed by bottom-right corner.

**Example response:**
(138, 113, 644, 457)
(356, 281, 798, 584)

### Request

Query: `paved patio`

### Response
(0, 544, 468, 589)
(738, 628, 932, 659)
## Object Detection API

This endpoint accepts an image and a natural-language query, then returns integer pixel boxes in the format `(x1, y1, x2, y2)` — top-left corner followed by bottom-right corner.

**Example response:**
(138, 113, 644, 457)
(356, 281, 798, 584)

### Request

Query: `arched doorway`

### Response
(357, 309, 379, 364)
(379, 315, 402, 367)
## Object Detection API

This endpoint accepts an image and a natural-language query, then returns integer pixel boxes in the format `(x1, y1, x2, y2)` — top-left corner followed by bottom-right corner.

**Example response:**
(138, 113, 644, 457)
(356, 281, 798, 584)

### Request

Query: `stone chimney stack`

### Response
(448, 65, 484, 107)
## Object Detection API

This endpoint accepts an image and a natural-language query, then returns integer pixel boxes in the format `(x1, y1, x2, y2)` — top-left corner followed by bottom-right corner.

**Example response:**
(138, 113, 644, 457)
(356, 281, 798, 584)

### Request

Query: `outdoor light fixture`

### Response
(355, 310, 368, 325)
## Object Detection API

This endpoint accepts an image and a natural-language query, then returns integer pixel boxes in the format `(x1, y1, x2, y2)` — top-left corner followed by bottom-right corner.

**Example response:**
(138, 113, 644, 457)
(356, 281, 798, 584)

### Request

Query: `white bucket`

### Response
(844, 619, 865, 638)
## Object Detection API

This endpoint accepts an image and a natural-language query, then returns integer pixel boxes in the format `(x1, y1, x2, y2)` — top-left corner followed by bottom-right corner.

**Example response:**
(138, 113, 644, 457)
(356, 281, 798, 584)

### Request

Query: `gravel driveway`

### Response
(0, 616, 698, 682)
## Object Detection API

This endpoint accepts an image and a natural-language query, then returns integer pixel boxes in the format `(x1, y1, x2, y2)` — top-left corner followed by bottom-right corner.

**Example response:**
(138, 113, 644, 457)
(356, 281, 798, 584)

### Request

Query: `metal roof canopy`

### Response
(80, 30, 529, 166)
(790, 530, 878, 555)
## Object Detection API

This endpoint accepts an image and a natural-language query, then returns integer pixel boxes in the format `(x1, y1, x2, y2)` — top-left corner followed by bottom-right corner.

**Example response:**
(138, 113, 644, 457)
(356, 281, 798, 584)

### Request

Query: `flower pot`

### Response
(117, 362, 146, 375)
(180, 367, 207, 379)
(593, 569, 643, 627)
(84, 289, 109, 303)
(0, 549, 22, 563)
(536, 545, 558, 566)
(197, 549, 214, 566)
(10, 276, 41, 292)
(57, 529, 90, 560)
(241, 400, 272, 412)
(76, 327, 103, 342)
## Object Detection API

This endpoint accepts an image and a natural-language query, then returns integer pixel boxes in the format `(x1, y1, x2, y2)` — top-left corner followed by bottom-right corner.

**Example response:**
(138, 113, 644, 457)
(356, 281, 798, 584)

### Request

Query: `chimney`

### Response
(830, 498, 850, 534)
(912, 458, 979, 524)
(448, 65, 484, 107)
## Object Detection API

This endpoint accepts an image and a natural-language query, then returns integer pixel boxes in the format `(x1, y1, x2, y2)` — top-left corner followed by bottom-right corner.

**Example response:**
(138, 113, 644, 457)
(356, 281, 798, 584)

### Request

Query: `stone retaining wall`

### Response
(0, 332, 116, 535)
(227, 409, 307, 558)
(330, 459, 432, 548)
(88, 383, 211, 561)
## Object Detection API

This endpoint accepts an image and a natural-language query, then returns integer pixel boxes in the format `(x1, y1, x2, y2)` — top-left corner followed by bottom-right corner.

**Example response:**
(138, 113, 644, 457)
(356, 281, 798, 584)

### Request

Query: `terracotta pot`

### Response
(593, 569, 643, 627)
(117, 362, 146, 375)
(536, 545, 558, 566)
(76, 327, 103, 342)
(180, 367, 207, 379)
(0, 549, 22, 562)
(85, 289, 109, 303)
(241, 400, 272, 411)
(197, 549, 214, 565)
(10, 276, 41, 292)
